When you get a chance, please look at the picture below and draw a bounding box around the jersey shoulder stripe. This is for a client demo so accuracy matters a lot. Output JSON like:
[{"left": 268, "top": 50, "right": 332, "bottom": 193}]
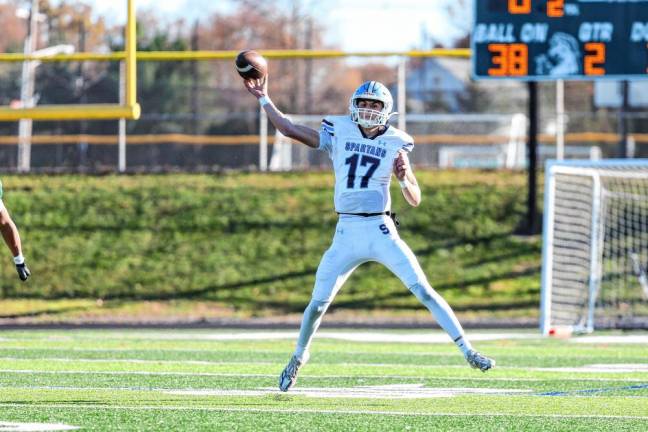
[{"left": 321, "top": 119, "right": 335, "bottom": 136}]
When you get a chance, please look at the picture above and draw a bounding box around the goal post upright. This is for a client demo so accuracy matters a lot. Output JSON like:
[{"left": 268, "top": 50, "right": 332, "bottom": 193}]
[
  {"left": 0, "top": 0, "right": 140, "bottom": 122},
  {"left": 586, "top": 173, "right": 603, "bottom": 334},
  {"left": 540, "top": 160, "right": 557, "bottom": 336}
]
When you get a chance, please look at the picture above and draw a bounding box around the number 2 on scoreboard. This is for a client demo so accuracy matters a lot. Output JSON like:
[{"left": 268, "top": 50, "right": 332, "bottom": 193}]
[{"left": 584, "top": 43, "right": 605, "bottom": 75}]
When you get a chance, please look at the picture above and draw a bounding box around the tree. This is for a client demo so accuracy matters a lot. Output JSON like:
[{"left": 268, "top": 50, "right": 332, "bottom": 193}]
[{"left": 197, "top": 0, "right": 355, "bottom": 125}]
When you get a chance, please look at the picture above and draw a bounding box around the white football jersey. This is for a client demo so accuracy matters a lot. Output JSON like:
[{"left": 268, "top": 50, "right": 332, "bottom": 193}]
[{"left": 318, "top": 115, "right": 414, "bottom": 213}]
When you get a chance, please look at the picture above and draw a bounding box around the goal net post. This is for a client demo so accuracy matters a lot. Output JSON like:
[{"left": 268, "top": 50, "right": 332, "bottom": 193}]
[{"left": 540, "top": 159, "right": 648, "bottom": 335}]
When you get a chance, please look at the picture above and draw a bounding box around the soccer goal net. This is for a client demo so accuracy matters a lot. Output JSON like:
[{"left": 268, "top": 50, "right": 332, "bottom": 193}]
[{"left": 540, "top": 159, "right": 648, "bottom": 334}]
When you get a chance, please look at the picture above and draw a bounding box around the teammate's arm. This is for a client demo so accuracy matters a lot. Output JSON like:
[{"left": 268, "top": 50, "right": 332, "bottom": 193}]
[
  {"left": 244, "top": 77, "right": 319, "bottom": 149},
  {"left": 0, "top": 205, "right": 30, "bottom": 281},
  {"left": 393, "top": 151, "right": 421, "bottom": 207}
]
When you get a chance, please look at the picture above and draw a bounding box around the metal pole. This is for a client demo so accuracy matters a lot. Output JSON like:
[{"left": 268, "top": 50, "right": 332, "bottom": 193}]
[
  {"left": 118, "top": 61, "right": 126, "bottom": 172},
  {"left": 540, "top": 161, "right": 557, "bottom": 335},
  {"left": 618, "top": 80, "right": 629, "bottom": 158},
  {"left": 397, "top": 57, "right": 406, "bottom": 131},
  {"left": 78, "top": 15, "right": 88, "bottom": 169},
  {"left": 586, "top": 174, "right": 603, "bottom": 333},
  {"left": 556, "top": 79, "right": 565, "bottom": 160},
  {"left": 18, "top": 0, "right": 39, "bottom": 173},
  {"left": 259, "top": 108, "right": 268, "bottom": 172},
  {"left": 527, "top": 81, "right": 539, "bottom": 235}
]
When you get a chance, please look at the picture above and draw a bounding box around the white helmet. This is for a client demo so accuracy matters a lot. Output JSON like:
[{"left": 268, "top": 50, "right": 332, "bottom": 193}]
[{"left": 349, "top": 81, "right": 394, "bottom": 128}]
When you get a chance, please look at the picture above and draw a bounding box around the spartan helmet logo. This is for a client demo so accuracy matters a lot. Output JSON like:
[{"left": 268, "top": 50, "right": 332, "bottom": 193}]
[
  {"left": 535, "top": 32, "right": 581, "bottom": 76},
  {"left": 349, "top": 81, "right": 394, "bottom": 128}
]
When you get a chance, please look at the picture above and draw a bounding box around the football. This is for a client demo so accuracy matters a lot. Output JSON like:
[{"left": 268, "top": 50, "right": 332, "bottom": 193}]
[{"left": 235, "top": 50, "right": 268, "bottom": 80}]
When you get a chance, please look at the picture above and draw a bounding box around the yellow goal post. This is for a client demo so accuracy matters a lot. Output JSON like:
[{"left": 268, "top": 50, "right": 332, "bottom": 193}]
[
  {"left": 0, "top": 0, "right": 139, "bottom": 121},
  {"left": 0, "top": 41, "right": 468, "bottom": 122}
]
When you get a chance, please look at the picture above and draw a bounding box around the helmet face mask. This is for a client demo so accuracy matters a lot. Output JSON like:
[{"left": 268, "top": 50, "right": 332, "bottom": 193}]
[{"left": 349, "top": 81, "right": 393, "bottom": 128}]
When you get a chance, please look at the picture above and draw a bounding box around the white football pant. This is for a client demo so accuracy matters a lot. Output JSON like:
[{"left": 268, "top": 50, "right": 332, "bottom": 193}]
[{"left": 294, "top": 214, "right": 470, "bottom": 361}]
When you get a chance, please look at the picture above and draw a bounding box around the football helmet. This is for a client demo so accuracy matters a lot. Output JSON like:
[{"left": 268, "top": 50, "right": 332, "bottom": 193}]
[{"left": 349, "top": 81, "right": 394, "bottom": 128}]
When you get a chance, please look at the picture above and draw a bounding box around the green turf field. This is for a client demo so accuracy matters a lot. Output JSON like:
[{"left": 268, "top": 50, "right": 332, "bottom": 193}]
[{"left": 0, "top": 329, "right": 646, "bottom": 431}]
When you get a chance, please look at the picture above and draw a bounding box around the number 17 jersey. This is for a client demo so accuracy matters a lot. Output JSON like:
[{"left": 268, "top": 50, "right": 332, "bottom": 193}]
[{"left": 318, "top": 115, "right": 414, "bottom": 214}]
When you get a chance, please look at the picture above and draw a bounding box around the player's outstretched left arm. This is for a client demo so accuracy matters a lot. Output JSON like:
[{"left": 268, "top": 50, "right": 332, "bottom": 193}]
[
  {"left": 393, "top": 151, "right": 421, "bottom": 207},
  {"left": 244, "top": 76, "right": 319, "bottom": 149},
  {"left": 0, "top": 205, "right": 30, "bottom": 281}
]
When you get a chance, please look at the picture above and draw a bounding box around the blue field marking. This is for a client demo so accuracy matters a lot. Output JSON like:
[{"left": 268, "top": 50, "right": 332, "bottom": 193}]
[{"left": 536, "top": 383, "right": 648, "bottom": 397}]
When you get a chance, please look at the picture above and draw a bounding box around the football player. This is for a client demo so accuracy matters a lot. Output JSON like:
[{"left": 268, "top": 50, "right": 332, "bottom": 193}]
[
  {"left": 244, "top": 77, "right": 494, "bottom": 392},
  {"left": 0, "top": 180, "right": 30, "bottom": 281}
]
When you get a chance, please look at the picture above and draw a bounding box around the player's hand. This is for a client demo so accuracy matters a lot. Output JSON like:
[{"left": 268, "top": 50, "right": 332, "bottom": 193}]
[
  {"left": 16, "top": 262, "right": 30, "bottom": 281},
  {"left": 393, "top": 151, "right": 410, "bottom": 180},
  {"left": 244, "top": 75, "right": 268, "bottom": 99}
]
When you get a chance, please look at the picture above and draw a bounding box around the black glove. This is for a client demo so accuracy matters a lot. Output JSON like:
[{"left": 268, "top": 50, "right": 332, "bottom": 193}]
[{"left": 16, "top": 262, "right": 30, "bottom": 281}]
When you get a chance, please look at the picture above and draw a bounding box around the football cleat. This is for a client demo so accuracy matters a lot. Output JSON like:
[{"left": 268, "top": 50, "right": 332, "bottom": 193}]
[
  {"left": 279, "top": 355, "right": 304, "bottom": 392},
  {"left": 465, "top": 349, "right": 495, "bottom": 372}
]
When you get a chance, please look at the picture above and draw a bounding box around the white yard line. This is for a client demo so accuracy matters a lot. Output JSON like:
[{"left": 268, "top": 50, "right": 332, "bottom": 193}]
[
  {"left": 535, "top": 364, "right": 648, "bottom": 373},
  {"left": 0, "top": 422, "right": 78, "bottom": 431},
  {"left": 0, "top": 403, "right": 645, "bottom": 419},
  {"left": 0, "top": 369, "right": 272, "bottom": 377},
  {"left": 0, "top": 369, "right": 645, "bottom": 382},
  {"left": 0, "top": 357, "right": 275, "bottom": 366},
  {"left": 0, "top": 384, "right": 533, "bottom": 399},
  {"left": 2, "top": 357, "right": 648, "bottom": 375},
  {"left": 166, "top": 384, "right": 532, "bottom": 399},
  {"left": 0, "top": 347, "right": 464, "bottom": 358}
]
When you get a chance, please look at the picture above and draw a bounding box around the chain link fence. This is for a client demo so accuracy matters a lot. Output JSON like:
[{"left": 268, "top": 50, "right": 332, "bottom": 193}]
[{"left": 1, "top": 58, "right": 647, "bottom": 172}]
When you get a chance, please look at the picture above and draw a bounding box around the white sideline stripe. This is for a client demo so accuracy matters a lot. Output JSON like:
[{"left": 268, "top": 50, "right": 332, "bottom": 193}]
[
  {"left": 0, "top": 422, "right": 78, "bottom": 431},
  {"left": 0, "top": 331, "right": 539, "bottom": 343},
  {"left": 572, "top": 335, "right": 648, "bottom": 344},
  {"left": 0, "top": 404, "right": 645, "bottom": 419},
  {"left": 7, "top": 332, "right": 648, "bottom": 344}
]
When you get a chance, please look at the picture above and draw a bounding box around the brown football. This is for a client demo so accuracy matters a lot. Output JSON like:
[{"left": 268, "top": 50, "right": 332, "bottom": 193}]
[{"left": 235, "top": 50, "right": 268, "bottom": 80}]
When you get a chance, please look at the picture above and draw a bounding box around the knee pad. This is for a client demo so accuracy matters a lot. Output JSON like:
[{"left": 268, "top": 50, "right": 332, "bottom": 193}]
[
  {"left": 306, "top": 299, "right": 331, "bottom": 315},
  {"left": 408, "top": 282, "right": 437, "bottom": 305}
]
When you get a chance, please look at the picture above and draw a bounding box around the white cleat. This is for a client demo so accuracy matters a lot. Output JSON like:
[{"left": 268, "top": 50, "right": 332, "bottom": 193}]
[
  {"left": 279, "top": 355, "right": 304, "bottom": 392},
  {"left": 465, "top": 349, "right": 495, "bottom": 372}
]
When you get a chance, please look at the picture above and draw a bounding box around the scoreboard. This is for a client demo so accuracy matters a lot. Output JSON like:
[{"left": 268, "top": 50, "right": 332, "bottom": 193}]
[{"left": 472, "top": 0, "right": 648, "bottom": 80}]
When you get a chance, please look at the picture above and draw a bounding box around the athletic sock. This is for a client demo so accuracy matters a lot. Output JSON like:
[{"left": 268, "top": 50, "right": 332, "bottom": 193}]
[
  {"left": 293, "top": 299, "right": 330, "bottom": 363},
  {"left": 409, "top": 282, "right": 473, "bottom": 355},
  {"left": 453, "top": 334, "right": 473, "bottom": 356}
]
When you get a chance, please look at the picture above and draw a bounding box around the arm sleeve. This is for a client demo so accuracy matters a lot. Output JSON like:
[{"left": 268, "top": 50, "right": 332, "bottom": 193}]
[{"left": 318, "top": 118, "right": 334, "bottom": 156}]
